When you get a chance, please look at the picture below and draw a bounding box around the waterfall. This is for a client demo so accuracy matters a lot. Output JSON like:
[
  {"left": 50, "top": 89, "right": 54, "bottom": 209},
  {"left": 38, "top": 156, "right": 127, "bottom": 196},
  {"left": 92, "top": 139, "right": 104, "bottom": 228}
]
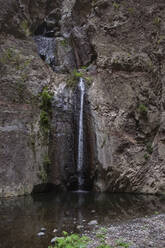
[
  {"left": 34, "top": 35, "right": 56, "bottom": 67},
  {"left": 77, "top": 77, "right": 85, "bottom": 189}
]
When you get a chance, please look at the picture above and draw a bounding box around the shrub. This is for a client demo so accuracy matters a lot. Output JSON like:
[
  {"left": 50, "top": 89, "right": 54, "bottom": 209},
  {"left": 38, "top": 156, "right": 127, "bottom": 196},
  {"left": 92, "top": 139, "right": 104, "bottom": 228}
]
[{"left": 49, "top": 232, "right": 90, "bottom": 248}]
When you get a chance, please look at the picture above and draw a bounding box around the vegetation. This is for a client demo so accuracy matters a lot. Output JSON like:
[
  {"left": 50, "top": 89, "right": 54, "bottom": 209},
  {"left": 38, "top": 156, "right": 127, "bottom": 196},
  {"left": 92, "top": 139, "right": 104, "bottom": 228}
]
[
  {"left": 39, "top": 154, "right": 51, "bottom": 183},
  {"left": 146, "top": 142, "right": 153, "bottom": 154},
  {"left": 67, "top": 69, "right": 84, "bottom": 88},
  {"left": 38, "top": 165, "right": 48, "bottom": 183},
  {"left": 143, "top": 142, "right": 153, "bottom": 160},
  {"left": 113, "top": 2, "right": 120, "bottom": 10},
  {"left": 144, "top": 153, "right": 149, "bottom": 160},
  {"left": 138, "top": 103, "right": 148, "bottom": 116},
  {"left": 43, "top": 154, "right": 51, "bottom": 170},
  {"left": 116, "top": 239, "right": 130, "bottom": 248},
  {"left": 96, "top": 227, "right": 109, "bottom": 247},
  {"left": 49, "top": 232, "right": 90, "bottom": 248},
  {"left": 67, "top": 69, "right": 92, "bottom": 88},
  {"left": 60, "top": 39, "right": 68, "bottom": 48},
  {"left": 20, "top": 20, "right": 31, "bottom": 36},
  {"left": 48, "top": 229, "right": 132, "bottom": 248},
  {"left": 153, "top": 17, "right": 161, "bottom": 26},
  {"left": 127, "top": 7, "right": 134, "bottom": 14},
  {"left": 39, "top": 88, "right": 53, "bottom": 136}
]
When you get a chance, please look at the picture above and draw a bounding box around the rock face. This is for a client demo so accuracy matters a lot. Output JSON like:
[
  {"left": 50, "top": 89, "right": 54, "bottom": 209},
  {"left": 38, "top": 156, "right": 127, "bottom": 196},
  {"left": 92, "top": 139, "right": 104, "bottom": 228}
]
[{"left": 0, "top": 0, "right": 165, "bottom": 196}]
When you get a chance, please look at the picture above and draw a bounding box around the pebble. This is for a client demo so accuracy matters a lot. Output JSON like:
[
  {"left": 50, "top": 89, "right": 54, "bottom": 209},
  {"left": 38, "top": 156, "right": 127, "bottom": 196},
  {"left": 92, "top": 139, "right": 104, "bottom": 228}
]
[
  {"left": 41, "top": 227, "right": 46, "bottom": 232},
  {"left": 88, "top": 220, "right": 98, "bottom": 225},
  {"left": 77, "top": 225, "right": 83, "bottom": 229},
  {"left": 51, "top": 237, "right": 57, "bottom": 243},
  {"left": 37, "top": 232, "right": 45, "bottom": 237}
]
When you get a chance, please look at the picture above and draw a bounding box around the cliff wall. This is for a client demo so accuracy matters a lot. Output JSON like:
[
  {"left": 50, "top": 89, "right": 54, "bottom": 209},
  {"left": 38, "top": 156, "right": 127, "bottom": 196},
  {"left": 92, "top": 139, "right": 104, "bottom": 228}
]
[{"left": 0, "top": 0, "right": 165, "bottom": 196}]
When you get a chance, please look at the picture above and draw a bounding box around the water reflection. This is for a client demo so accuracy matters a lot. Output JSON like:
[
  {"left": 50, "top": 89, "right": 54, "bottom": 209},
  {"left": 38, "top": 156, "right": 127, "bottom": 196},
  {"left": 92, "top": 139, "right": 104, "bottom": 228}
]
[{"left": 0, "top": 192, "right": 165, "bottom": 248}]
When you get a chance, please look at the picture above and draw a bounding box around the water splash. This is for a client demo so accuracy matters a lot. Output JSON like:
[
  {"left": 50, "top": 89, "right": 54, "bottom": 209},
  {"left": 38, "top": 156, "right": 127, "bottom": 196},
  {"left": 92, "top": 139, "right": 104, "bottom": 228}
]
[{"left": 77, "top": 77, "right": 85, "bottom": 189}]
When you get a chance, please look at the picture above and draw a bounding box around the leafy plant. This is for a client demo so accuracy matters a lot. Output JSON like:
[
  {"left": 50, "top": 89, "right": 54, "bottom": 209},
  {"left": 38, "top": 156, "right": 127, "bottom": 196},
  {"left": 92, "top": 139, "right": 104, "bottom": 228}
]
[
  {"left": 49, "top": 232, "right": 90, "bottom": 248},
  {"left": 67, "top": 69, "right": 92, "bottom": 88},
  {"left": 138, "top": 104, "right": 148, "bottom": 116},
  {"left": 113, "top": 2, "right": 120, "bottom": 10},
  {"left": 96, "top": 245, "right": 112, "bottom": 248},
  {"left": 67, "top": 69, "right": 83, "bottom": 88},
  {"left": 144, "top": 153, "right": 149, "bottom": 160},
  {"left": 96, "top": 227, "right": 110, "bottom": 248},
  {"left": 146, "top": 142, "right": 153, "bottom": 154},
  {"left": 116, "top": 239, "right": 130, "bottom": 248},
  {"left": 20, "top": 20, "right": 31, "bottom": 36},
  {"left": 153, "top": 17, "right": 161, "bottom": 26},
  {"left": 60, "top": 39, "right": 68, "bottom": 47},
  {"left": 43, "top": 154, "right": 51, "bottom": 169},
  {"left": 40, "top": 110, "right": 50, "bottom": 133},
  {"left": 128, "top": 7, "right": 134, "bottom": 14},
  {"left": 40, "top": 88, "right": 52, "bottom": 114}
]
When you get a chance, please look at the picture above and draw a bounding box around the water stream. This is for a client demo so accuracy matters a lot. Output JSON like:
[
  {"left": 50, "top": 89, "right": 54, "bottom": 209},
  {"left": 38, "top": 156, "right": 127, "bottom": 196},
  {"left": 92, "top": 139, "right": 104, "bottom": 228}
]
[{"left": 77, "top": 78, "right": 85, "bottom": 189}]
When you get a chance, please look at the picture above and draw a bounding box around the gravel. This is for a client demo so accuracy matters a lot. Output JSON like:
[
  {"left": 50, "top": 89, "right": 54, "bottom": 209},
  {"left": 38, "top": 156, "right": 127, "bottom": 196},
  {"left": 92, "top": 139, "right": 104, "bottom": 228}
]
[{"left": 87, "top": 214, "right": 165, "bottom": 248}]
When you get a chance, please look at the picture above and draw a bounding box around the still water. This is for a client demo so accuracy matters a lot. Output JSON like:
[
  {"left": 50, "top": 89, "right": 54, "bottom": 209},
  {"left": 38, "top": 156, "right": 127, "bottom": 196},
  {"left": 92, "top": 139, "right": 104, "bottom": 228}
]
[{"left": 0, "top": 191, "right": 165, "bottom": 248}]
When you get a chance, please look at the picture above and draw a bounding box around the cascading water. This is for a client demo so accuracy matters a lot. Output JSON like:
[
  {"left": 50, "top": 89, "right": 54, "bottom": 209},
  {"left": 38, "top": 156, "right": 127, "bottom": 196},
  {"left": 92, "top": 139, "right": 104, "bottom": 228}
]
[
  {"left": 77, "top": 77, "right": 85, "bottom": 189},
  {"left": 34, "top": 35, "right": 56, "bottom": 67}
]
